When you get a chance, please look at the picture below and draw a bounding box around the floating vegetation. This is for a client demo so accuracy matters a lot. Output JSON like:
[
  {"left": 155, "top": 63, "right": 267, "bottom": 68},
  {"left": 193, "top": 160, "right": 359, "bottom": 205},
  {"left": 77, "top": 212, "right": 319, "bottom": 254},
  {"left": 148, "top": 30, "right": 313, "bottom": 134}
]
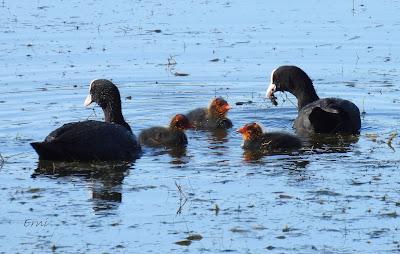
[
  {"left": 175, "top": 240, "right": 192, "bottom": 246},
  {"left": 235, "top": 100, "right": 253, "bottom": 105},
  {"left": 186, "top": 234, "right": 203, "bottom": 241},
  {"left": 387, "top": 132, "right": 398, "bottom": 150},
  {"left": 175, "top": 234, "right": 203, "bottom": 247},
  {"left": 174, "top": 72, "right": 190, "bottom": 77},
  {"left": 211, "top": 203, "right": 220, "bottom": 216},
  {"left": 175, "top": 181, "right": 188, "bottom": 215}
]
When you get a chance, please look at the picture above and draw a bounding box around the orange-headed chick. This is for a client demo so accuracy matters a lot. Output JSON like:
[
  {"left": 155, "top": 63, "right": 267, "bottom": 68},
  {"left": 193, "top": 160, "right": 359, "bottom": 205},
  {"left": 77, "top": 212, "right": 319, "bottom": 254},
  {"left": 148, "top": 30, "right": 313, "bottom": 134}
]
[
  {"left": 139, "top": 114, "right": 192, "bottom": 148},
  {"left": 186, "top": 97, "right": 232, "bottom": 130},
  {"left": 237, "top": 122, "right": 302, "bottom": 152}
]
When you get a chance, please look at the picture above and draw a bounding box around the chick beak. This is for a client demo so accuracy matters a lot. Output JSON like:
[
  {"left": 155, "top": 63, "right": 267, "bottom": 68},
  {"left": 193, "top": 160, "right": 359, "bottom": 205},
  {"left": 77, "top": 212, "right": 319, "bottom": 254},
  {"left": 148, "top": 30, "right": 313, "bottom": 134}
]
[
  {"left": 237, "top": 126, "right": 246, "bottom": 134},
  {"left": 223, "top": 104, "right": 232, "bottom": 112}
]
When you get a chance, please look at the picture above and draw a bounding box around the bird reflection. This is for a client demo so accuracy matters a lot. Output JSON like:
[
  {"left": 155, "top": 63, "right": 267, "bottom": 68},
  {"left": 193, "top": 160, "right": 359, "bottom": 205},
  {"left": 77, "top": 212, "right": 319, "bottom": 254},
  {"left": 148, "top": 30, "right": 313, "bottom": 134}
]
[
  {"left": 32, "top": 160, "right": 134, "bottom": 214},
  {"left": 242, "top": 150, "right": 301, "bottom": 162},
  {"left": 302, "top": 133, "right": 360, "bottom": 153},
  {"left": 207, "top": 129, "right": 229, "bottom": 144},
  {"left": 149, "top": 147, "right": 189, "bottom": 165},
  {"left": 242, "top": 133, "right": 359, "bottom": 161}
]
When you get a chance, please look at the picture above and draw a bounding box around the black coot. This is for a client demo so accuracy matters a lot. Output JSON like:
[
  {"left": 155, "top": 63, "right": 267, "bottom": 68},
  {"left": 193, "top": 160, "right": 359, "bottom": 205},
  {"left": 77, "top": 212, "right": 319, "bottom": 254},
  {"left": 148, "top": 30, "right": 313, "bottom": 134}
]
[
  {"left": 139, "top": 114, "right": 192, "bottom": 148},
  {"left": 237, "top": 122, "right": 302, "bottom": 152},
  {"left": 186, "top": 97, "right": 233, "bottom": 130},
  {"left": 30, "top": 79, "right": 141, "bottom": 161},
  {"left": 266, "top": 66, "right": 361, "bottom": 134}
]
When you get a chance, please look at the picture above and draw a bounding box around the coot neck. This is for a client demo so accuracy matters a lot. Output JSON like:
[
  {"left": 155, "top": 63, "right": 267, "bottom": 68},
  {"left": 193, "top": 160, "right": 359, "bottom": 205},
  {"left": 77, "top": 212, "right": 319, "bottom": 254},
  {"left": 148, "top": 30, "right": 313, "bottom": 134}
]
[
  {"left": 102, "top": 102, "right": 132, "bottom": 132},
  {"left": 293, "top": 86, "right": 319, "bottom": 110}
]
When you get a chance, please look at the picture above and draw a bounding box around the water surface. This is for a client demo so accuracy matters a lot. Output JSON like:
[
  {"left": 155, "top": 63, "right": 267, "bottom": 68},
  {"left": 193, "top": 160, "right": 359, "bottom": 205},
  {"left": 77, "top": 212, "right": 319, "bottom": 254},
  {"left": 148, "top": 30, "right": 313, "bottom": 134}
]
[{"left": 0, "top": 0, "right": 399, "bottom": 253}]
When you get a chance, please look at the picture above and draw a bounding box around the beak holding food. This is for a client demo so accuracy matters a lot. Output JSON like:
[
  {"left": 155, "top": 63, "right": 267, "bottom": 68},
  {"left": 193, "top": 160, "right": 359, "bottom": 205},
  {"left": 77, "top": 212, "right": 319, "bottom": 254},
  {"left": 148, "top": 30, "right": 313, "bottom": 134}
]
[{"left": 266, "top": 83, "right": 276, "bottom": 98}]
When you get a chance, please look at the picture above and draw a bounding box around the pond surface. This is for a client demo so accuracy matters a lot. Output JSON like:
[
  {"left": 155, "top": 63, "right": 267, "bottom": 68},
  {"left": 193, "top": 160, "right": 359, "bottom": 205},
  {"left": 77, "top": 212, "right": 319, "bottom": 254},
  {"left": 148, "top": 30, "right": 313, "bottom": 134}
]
[{"left": 0, "top": 0, "right": 399, "bottom": 253}]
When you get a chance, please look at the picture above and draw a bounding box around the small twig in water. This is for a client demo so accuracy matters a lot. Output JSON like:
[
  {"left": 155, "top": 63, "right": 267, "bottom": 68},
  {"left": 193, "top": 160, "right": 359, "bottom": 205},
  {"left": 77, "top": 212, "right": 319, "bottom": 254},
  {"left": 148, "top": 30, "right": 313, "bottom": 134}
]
[
  {"left": 387, "top": 132, "right": 398, "bottom": 151},
  {"left": 355, "top": 52, "right": 360, "bottom": 65},
  {"left": 166, "top": 55, "right": 178, "bottom": 74},
  {"left": 175, "top": 181, "right": 188, "bottom": 215},
  {"left": 167, "top": 55, "right": 177, "bottom": 67},
  {"left": 211, "top": 203, "right": 220, "bottom": 216},
  {"left": 361, "top": 98, "right": 366, "bottom": 116},
  {"left": 0, "top": 153, "right": 4, "bottom": 169}
]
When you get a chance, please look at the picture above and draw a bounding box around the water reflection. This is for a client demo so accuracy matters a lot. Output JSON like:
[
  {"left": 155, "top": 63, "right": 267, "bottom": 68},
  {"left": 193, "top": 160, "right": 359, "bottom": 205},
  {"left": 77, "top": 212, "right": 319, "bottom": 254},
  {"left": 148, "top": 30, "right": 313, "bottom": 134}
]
[
  {"left": 242, "top": 133, "right": 359, "bottom": 161},
  {"left": 150, "top": 147, "right": 189, "bottom": 165},
  {"left": 242, "top": 150, "right": 302, "bottom": 163},
  {"left": 32, "top": 160, "right": 133, "bottom": 214},
  {"left": 205, "top": 130, "right": 230, "bottom": 158},
  {"left": 302, "top": 133, "right": 360, "bottom": 153},
  {"left": 206, "top": 129, "right": 229, "bottom": 144}
]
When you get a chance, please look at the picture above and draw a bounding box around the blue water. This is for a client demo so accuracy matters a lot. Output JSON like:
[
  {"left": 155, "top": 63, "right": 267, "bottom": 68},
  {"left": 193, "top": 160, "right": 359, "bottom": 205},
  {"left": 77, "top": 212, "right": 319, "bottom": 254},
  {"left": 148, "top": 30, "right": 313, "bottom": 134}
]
[{"left": 0, "top": 0, "right": 399, "bottom": 253}]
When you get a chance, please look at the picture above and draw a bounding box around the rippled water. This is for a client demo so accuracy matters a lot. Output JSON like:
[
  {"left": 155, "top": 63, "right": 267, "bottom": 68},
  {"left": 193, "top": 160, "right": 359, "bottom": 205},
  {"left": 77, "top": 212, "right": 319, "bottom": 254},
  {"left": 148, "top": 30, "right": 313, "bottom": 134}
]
[{"left": 0, "top": 0, "right": 399, "bottom": 253}]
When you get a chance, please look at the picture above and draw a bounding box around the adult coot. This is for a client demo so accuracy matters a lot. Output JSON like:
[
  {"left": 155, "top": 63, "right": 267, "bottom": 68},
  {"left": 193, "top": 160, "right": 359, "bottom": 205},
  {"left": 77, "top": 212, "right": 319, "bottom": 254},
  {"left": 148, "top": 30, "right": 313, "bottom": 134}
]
[
  {"left": 30, "top": 79, "right": 141, "bottom": 161},
  {"left": 266, "top": 66, "right": 361, "bottom": 134},
  {"left": 186, "top": 97, "right": 232, "bottom": 130},
  {"left": 139, "top": 114, "right": 192, "bottom": 148},
  {"left": 237, "top": 122, "right": 302, "bottom": 152}
]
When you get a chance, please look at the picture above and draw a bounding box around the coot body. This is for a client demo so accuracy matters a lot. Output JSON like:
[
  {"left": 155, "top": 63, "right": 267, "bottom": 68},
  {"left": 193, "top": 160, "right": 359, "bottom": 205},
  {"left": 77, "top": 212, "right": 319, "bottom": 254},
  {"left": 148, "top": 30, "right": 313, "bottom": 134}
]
[{"left": 31, "top": 79, "right": 141, "bottom": 161}]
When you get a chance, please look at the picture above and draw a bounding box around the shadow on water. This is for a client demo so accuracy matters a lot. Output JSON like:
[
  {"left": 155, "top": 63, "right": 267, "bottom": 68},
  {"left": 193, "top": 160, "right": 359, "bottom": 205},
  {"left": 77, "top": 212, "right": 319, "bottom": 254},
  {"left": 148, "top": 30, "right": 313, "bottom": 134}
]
[{"left": 31, "top": 160, "right": 134, "bottom": 214}]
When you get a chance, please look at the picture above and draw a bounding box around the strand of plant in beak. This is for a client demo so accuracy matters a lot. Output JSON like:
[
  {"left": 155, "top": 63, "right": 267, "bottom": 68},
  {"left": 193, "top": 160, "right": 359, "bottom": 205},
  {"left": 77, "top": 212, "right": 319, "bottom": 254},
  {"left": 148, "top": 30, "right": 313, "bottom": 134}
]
[{"left": 282, "top": 92, "right": 298, "bottom": 110}]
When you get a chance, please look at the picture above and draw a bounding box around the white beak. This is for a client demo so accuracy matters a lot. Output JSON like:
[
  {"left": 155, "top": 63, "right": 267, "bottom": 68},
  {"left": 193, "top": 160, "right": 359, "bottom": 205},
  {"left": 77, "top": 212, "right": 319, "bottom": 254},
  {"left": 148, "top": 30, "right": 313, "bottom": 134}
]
[
  {"left": 266, "top": 83, "right": 276, "bottom": 98},
  {"left": 266, "top": 68, "right": 277, "bottom": 98},
  {"left": 84, "top": 94, "right": 92, "bottom": 106}
]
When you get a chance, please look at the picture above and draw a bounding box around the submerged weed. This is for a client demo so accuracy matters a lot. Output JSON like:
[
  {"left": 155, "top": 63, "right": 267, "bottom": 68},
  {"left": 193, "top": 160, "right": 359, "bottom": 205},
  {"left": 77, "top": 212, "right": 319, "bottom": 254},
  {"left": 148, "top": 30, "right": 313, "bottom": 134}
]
[{"left": 0, "top": 152, "right": 4, "bottom": 169}]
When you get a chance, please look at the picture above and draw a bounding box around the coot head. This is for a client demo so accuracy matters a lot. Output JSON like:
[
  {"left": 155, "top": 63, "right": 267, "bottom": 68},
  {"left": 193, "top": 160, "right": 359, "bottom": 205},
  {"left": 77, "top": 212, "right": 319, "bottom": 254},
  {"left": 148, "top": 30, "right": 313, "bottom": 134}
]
[
  {"left": 170, "top": 114, "right": 192, "bottom": 130},
  {"left": 83, "top": 79, "right": 131, "bottom": 131},
  {"left": 209, "top": 97, "right": 232, "bottom": 117},
  {"left": 84, "top": 79, "right": 121, "bottom": 108},
  {"left": 266, "top": 66, "right": 319, "bottom": 109},
  {"left": 237, "top": 122, "right": 263, "bottom": 141}
]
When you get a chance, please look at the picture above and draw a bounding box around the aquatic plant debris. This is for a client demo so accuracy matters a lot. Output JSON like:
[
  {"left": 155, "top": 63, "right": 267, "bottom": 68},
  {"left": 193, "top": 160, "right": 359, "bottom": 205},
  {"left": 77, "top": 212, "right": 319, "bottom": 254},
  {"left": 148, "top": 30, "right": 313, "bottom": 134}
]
[
  {"left": 175, "top": 240, "right": 192, "bottom": 246},
  {"left": 186, "top": 234, "right": 203, "bottom": 241},
  {"left": 174, "top": 72, "right": 190, "bottom": 77},
  {"left": 0, "top": 153, "right": 4, "bottom": 169},
  {"left": 387, "top": 132, "right": 397, "bottom": 149}
]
